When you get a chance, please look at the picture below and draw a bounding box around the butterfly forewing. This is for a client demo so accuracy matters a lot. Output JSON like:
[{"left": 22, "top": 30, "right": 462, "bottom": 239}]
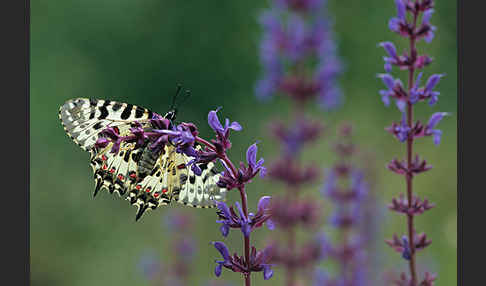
[
  {"left": 59, "top": 98, "right": 227, "bottom": 221},
  {"left": 59, "top": 98, "right": 153, "bottom": 151}
]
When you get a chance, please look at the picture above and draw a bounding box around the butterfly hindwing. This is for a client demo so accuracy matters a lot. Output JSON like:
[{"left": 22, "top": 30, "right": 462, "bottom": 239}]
[{"left": 174, "top": 146, "right": 227, "bottom": 208}]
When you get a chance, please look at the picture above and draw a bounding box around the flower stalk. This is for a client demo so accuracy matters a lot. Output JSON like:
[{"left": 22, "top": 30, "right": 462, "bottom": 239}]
[
  {"left": 378, "top": 1, "right": 446, "bottom": 285},
  {"left": 256, "top": 1, "right": 343, "bottom": 285}
]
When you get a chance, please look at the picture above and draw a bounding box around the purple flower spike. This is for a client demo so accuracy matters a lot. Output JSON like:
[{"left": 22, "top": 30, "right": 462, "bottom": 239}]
[{"left": 379, "top": 0, "right": 444, "bottom": 283}]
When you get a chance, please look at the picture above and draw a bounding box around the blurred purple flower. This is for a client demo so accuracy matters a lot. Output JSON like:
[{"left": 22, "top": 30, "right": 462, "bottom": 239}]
[
  {"left": 138, "top": 251, "right": 161, "bottom": 281},
  {"left": 256, "top": 0, "right": 342, "bottom": 109},
  {"left": 271, "top": 119, "right": 323, "bottom": 156}
]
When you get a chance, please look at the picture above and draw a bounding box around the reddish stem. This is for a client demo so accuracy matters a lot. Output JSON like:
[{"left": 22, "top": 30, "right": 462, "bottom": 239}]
[
  {"left": 195, "top": 137, "right": 240, "bottom": 180},
  {"left": 285, "top": 227, "right": 296, "bottom": 286},
  {"left": 240, "top": 185, "right": 251, "bottom": 286},
  {"left": 405, "top": 12, "right": 419, "bottom": 286}
]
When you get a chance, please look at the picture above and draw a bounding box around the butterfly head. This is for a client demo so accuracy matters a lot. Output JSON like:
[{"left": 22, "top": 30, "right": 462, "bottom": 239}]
[{"left": 164, "top": 109, "right": 177, "bottom": 121}]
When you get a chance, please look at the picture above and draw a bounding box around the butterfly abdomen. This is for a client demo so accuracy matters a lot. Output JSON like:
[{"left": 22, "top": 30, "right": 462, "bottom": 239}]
[{"left": 137, "top": 144, "right": 160, "bottom": 179}]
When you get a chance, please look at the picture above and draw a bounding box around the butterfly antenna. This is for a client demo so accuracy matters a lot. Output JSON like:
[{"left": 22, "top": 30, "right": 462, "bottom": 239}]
[
  {"left": 171, "top": 84, "right": 183, "bottom": 110},
  {"left": 180, "top": 89, "right": 191, "bottom": 106},
  {"left": 172, "top": 89, "right": 191, "bottom": 114}
]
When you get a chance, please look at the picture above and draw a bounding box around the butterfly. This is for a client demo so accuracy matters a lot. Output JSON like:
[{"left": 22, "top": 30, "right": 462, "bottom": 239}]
[{"left": 59, "top": 95, "right": 227, "bottom": 221}]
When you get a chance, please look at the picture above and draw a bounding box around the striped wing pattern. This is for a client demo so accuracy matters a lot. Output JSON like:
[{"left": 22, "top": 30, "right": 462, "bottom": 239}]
[
  {"left": 59, "top": 98, "right": 153, "bottom": 151},
  {"left": 59, "top": 98, "right": 227, "bottom": 220}
]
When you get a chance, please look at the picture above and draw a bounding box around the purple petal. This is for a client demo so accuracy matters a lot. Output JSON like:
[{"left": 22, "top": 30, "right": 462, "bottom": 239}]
[
  {"left": 378, "top": 73, "right": 395, "bottom": 90},
  {"left": 212, "top": 242, "right": 231, "bottom": 261},
  {"left": 235, "top": 202, "right": 246, "bottom": 220},
  {"left": 427, "top": 112, "right": 449, "bottom": 129},
  {"left": 379, "top": 42, "right": 398, "bottom": 58},
  {"left": 214, "top": 263, "right": 222, "bottom": 277},
  {"left": 208, "top": 110, "right": 224, "bottom": 133},
  {"left": 191, "top": 164, "right": 202, "bottom": 176},
  {"left": 259, "top": 166, "right": 267, "bottom": 178},
  {"left": 396, "top": 99, "right": 406, "bottom": 112},
  {"left": 266, "top": 219, "right": 275, "bottom": 230},
  {"left": 425, "top": 28, "right": 435, "bottom": 43},
  {"left": 432, "top": 129, "right": 442, "bottom": 145},
  {"left": 388, "top": 17, "right": 400, "bottom": 32},
  {"left": 216, "top": 201, "right": 232, "bottom": 218},
  {"left": 219, "top": 224, "right": 230, "bottom": 237},
  {"left": 110, "top": 139, "right": 122, "bottom": 154},
  {"left": 246, "top": 143, "right": 258, "bottom": 167},
  {"left": 428, "top": 91, "right": 440, "bottom": 105},
  {"left": 257, "top": 196, "right": 271, "bottom": 213},
  {"left": 226, "top": 119, "right": 242, "bottom": 131},
  {"left": 395, "top": 0, "right": 406, "bottom": 20},
  {"left": 380, "top": 90, "right": 391, "bottom": 106},
  {"left": 422, "top": 9, "right": 434, "bottom": 25},
  {"left": 425, "top": 74, "right": 444, "bottom": 93},
  {"left": 401, "top": 236, "right": 411, "bottom": 260},
  {"left": 414, "top": 72, "right": 423, "bottom": 89},
  {"left": 95, "top": 137, "right": 110, "bottom": 148},
  {"left": 384, "top": 62, "right": 392, "bottom": 73},
  {"left": 263, "top": 265, "right": 273, "bottom": 280}
]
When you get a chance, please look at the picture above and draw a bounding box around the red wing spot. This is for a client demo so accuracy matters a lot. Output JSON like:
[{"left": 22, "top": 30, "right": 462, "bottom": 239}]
[
  {"left": 113, "top": 126, "right": 120, "bottom": 134},
  {"left": 102, "top": 155, "right": 107, "bottom": 161},
  {"left": 118, "top": 174, "right": 124, "bottom": 180},
  {"left": 129, "top": 173, "right": 137, "bottom": 178},
  {"left": 177, "top": 164, "right": 186, "bottom": 169},
  {"left": 110, "top": 168, "right": 115, "bottom": 174},
  {"left": 154, "top": 193, "right": 160, "bottom": 198},
  {"left": 136, "top": 185, "right": 141, "bottom": 190},
  {"left": 145, "top": 187, "right": 151, "bottom": 193},
  {"left": 102, "top": 165, "right": 108, "bottom": 170},
  {"left": 162, "top": 188, "right": 168, "bottom": 194}
]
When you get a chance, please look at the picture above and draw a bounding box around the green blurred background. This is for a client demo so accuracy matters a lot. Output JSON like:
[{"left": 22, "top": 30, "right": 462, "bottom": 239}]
[{"left": 30, "top": 0, "right": 457, "bottom": 285}]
